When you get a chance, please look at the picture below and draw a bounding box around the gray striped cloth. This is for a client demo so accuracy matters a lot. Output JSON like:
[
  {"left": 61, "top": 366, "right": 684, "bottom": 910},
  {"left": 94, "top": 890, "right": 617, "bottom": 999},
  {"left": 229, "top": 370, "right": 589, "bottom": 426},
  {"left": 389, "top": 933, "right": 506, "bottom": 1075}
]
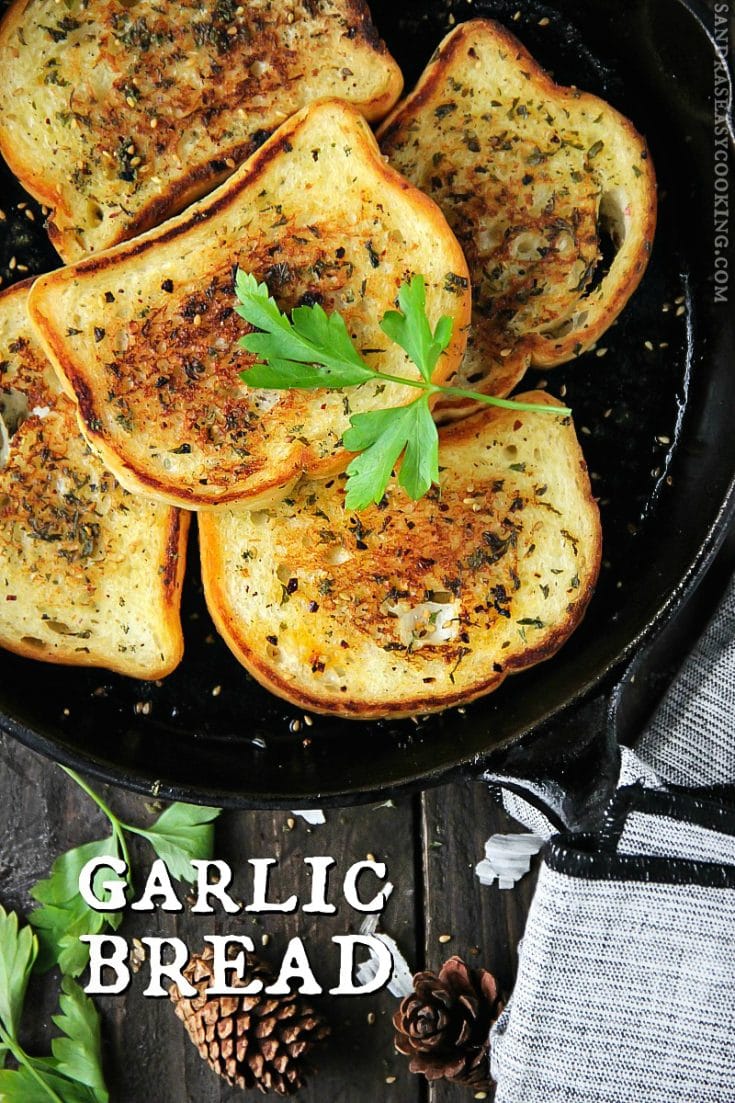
[{"left": 490, "top": 576, "right": 735, "bottom": 1103}]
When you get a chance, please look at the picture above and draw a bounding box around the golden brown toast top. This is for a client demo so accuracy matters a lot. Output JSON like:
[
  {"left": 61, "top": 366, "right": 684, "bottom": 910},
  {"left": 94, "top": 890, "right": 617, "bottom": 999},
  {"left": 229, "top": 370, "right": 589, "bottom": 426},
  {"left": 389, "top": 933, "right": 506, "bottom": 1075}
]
[
  {"left": 199, "top": 392, "right": 602, "bottom": 718},
  {"left": 379, "top": 19, "right": 657, "bottom": 408},
  {"left": 0, "top": 0, "right": 403, "bottom": 260},
  {"left": 0, "top": 280, "right": 187, "bottom": 678},
  {"left": 28, "top": 100, "right": 471, "bottom": 511}
]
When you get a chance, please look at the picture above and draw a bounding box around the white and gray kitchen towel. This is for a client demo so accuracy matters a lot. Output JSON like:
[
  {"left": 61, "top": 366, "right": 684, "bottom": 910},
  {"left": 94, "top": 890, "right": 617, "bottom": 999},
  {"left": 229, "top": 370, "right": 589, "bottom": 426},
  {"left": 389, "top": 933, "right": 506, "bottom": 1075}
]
[{"left": 489, "top": 574, "right": 735, "bottom": 1103}]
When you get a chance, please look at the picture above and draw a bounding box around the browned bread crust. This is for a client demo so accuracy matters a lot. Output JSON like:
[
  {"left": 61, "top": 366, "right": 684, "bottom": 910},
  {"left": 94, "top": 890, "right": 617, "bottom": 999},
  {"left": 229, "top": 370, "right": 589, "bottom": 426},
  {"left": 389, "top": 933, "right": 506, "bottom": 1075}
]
[
  {"left": 0, "top": 0, "right": 403, "bottom": 261},
  {"left": 199, "top": 392, "right": 601, "bottom": 719},
  {"left": 379, "top": 19, "right": 657, "bottom": 413},
  {"left": 0, "top": 280, "right": 188, "bottom": 678},
  {"left": 27, "top": 100, "right": 471, "bottom": 512}
]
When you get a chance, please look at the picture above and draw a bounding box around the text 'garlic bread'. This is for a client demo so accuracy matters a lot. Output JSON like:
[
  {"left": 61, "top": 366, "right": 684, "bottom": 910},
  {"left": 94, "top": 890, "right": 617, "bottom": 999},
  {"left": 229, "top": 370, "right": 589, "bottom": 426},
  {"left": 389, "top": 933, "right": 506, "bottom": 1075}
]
[
  {"left": 199, "top": 392, "right": 601, "bottom": 719},
  {"left": 0, "top": 281, "right": 187, "bottom": 679},
  {"left": 28, "top": 100, "right": 471, "bottom": 512},
  {"left": 379, "top": 19, "right": 656, "bottom": 409},
  {"left": 0, "top": 0, "right": 403, "bottom": 262}
]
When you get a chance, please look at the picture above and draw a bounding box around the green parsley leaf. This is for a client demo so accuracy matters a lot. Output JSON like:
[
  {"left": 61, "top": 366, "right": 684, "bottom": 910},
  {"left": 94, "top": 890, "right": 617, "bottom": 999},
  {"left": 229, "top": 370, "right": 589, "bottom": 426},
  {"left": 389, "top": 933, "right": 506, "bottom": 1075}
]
[
  {"left": 234, "top": 268, "right": 572, "bottom": 509},
  {"left": 236, "top": 272, "right": 374, "bottom": 389},
  {"left": 0, "top": 1066, "right": 98, "bottom": 1103},
  {"left": 29, "top": 836, "right": 123, "bottom": 976},
  {"left": 379, "top": 275, "right": 453, "bottom": 383},
  {"left": 0, "top": 906, "right": 37, "bottom": 1037},
  {"left": 50, "top": 976, "right": 108, "bottom": 1103},
  {"left": 128, "top": 803, "right": 221, "bottom": 883}
]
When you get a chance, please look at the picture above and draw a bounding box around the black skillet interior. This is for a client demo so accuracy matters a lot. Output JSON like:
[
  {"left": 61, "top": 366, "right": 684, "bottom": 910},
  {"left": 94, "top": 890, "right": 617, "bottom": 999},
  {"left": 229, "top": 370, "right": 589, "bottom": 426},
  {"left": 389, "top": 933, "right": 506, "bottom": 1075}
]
[{"left": 0, "top": 0, "right": 733, "bottom": 807}]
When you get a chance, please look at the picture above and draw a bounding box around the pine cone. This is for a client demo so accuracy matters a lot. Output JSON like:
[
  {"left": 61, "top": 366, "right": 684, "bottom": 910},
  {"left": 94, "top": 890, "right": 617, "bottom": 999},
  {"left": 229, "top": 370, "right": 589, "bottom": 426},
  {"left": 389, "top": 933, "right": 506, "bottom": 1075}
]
[
  {"left": 170, "top": 945, "right": 330, "bottom": 1096},
  {"left": 393, "top": 956, "right": 502, "bottom": 1090}
]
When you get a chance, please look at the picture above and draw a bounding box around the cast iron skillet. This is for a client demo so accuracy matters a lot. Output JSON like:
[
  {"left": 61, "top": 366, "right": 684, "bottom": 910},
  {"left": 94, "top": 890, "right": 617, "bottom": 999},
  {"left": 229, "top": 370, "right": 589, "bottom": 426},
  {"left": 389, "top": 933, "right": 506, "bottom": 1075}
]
[{"left": 0, "top": 0, "right": 733, "bottom": 807}]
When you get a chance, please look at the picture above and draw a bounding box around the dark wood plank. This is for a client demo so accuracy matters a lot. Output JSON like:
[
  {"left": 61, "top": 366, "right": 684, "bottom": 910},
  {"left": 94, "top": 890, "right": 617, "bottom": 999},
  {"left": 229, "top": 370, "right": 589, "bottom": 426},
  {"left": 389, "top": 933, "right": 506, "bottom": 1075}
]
[
  {"left": 420, "top": 781, "right": 539, "bottom": 1103},
  {"left": 0, "top": 733, "right": 425, "bottom": 1102}
]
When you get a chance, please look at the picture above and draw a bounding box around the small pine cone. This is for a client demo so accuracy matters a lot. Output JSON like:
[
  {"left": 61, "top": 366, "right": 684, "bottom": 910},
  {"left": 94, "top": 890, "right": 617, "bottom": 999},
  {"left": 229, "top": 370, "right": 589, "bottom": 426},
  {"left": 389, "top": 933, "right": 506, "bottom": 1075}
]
[
  {"left": 393, "top": 956, "right": 503, "bottom": 1090},
  {"left": 170, "top": 945, "right": 330, "bottom": 1096}
]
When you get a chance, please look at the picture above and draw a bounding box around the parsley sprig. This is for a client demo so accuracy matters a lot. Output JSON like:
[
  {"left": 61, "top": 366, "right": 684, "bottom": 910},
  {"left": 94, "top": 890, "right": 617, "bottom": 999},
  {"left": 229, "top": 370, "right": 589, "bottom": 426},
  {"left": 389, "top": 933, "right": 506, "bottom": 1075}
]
[
  {"left": 29, "top": 767, "right": 220, "bottom": 977},
  {"left": 235, "top": 271, "right": 571, "bottom": 510},
  {"left": 0, "top": 907, "right": 107, "bottom": 1103}
]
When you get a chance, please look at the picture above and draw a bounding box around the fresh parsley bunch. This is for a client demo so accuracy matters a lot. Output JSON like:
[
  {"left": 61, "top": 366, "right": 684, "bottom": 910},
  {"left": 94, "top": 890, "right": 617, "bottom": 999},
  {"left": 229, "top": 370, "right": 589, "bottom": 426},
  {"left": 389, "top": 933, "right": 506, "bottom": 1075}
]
[
  {"left": 0, "top": 769, "right": 221, "bottom": 1102},
  {"left": 0, "top": 909, "right": 108, "bottom": 1103},
  {"left": 235, "top": 271, "right": 570, "bottom": 510},
  {"left": 29, "top": 768, "right": 220, "bottom": 976}
]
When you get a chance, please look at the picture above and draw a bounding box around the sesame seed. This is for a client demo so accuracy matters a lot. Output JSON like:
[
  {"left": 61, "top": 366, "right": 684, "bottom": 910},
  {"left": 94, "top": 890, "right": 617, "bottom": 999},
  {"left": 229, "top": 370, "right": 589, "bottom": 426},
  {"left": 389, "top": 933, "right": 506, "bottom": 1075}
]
[
  {"left": 227, "top": 23, "right": 237, "bottom": 34},
  {"left": 596, "top": 347, "right": 608, "bottom": 357},
  {"left": 25, "top": 208, "right": 35, "bottom": 221},
  {"left": 581, "top": 425, "right": 591, "bottom": 436},
  {"left": 499, "top": 347, "right": 512, "bottom": 357},
  {"left": 193, "top": 314, "right": 201, "bottom": 326},
  {"left": 656, "top": 435, "right": 671, "bottom": 445},
  {"left": 17, "top": 264, "right": 28, "bottom": 273},
  {"left": 559, "top": 384, "right": 567, "bottom": 397},
  {"left": 513, "top": 9, "right": 521, "bottom": 19},
  {"left": 9, "top": 257, "right": 16, "bottom": 270},
  {"left": 675, "top": 295, "right": 685, "bottom": 304},
  {"left": 644, "top": 340, "right": 654, "bottom": 351},
  {"left": 0, "top": 210, "right": 5, "bottom": 221},
  {"left": 150, "top": 117, "right": 159, "bottom": 129},
  {"left": 17, "top": 202, "right": 26, "bottom": 210},
  {"left": 385, "top": 1076, "right": 397, "bottom": 1085},
  {"left": 225, "top": 157, "right": 237, "bottom": 169},
  {"left": 261, "top": 933, "right": 270, "bottom": 947},
  {"left": 366, "top": 852, "right": 376, "bottom": 862},
  {"left": 63, "top": 707, "right": 70, "bottom": 717},
  {"left": 286, "top": 817, "right": 295, "bottom": 830},
  {"left": 212, "top": 684, "right": 222, "bottom": 697},
  {"left": 538, "top": 16, "right": 550, "bottom": 25},
  {"left": 659, "top": 341, "right": 669, "bottom": 349},
  {"left": 126, "top": 96, "right": 136, "bottom": 108},
  {"left": 676, "top": 305, "right": 686, "bottom": 316},
  {"left": 303, "top": 714, "right": 314, "bottom": 727},
  {"left": 603, "top": 408, "right": 612, "bottom": 418},
  {"left": 367, "top": 1012, "right": 376, "bottom": 1025},
  {"left": 289, "top": 718, "right": 302, "bottom": 733},
  {"left": 457, "top": 707, "right": 467, "bottom": 715},
  {"left": 662, "top": 303, "right": 671, "bottom": 312},
  {"left": 126, "top": 144, "right": 135, "bottom": 155},
  {"left": 438, "top": 933, "right": 452, "bottom": 944},
  {"left": 475, "top": 1093, "right": 489, "bottom": 1100}
]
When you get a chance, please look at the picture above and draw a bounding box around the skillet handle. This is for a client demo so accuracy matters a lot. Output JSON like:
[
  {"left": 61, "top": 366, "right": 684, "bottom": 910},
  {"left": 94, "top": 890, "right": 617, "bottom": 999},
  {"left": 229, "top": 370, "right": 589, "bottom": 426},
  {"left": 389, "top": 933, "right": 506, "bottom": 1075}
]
[{"left": 483, "top": 688, "right": 621, "bottom": 832}]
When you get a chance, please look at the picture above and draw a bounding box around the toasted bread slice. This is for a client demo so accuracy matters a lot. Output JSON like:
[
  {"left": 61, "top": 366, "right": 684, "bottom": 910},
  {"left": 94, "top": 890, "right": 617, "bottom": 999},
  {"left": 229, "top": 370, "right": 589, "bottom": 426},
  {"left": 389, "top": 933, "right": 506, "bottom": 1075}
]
[
  {"left": 379, "top": 19, "right": 656, "bottom": 411},
  {"left": 199, "top": 392, "right": 601, "bottom": 719},
  {"left": 0, "top": 280, "right": 188, "bottom": 679},
  {"left": 0, "top": 0, "right": 403, "bottom": 262},
  {"left": 28, "top": 100, "right": 471, "bottom": 512}
]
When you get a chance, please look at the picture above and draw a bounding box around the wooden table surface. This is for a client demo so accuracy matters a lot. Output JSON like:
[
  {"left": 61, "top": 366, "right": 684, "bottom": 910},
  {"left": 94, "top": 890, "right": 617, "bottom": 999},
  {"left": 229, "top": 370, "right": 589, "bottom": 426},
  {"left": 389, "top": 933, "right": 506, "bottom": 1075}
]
[{"left": 0, "top": 731, "right": 536, "bottom": 1103}]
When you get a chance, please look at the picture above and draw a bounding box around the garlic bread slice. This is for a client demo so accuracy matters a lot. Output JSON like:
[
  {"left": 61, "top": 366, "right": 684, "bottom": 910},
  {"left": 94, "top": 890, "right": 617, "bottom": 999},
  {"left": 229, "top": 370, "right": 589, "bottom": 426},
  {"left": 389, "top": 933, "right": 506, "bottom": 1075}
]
[
  {"left": 0, "top": 281, "right": 187, "bottom": 679},
  {"left": 28, "top": 100, "right": 470, "bottom": 512},
  {"left": 199, "top": 392, "right": 601, "bottom": 719},
  {"left": 379, "top": 19, "right": 656, "bottom": 409},
  {"left": 0, "top": 0, "right": 403, "bottom": 262}
]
